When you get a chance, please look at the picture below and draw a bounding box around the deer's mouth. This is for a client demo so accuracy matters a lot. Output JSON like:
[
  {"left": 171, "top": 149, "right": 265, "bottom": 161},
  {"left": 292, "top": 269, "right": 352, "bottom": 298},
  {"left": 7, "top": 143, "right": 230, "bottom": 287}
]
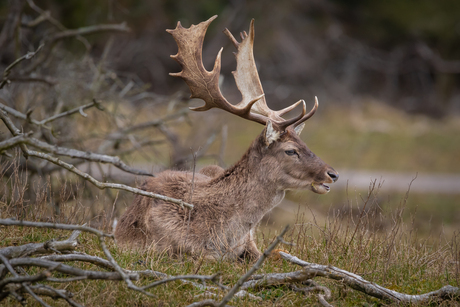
[{"left": 311, "top": 182, "right": 330, "bottom": 194}]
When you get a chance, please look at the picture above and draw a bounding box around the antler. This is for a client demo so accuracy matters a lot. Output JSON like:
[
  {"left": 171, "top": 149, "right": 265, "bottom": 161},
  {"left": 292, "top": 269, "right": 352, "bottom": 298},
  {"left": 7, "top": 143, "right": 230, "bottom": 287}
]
[{"left": 167, "top": 15, "right": 318, "bottom": 131}]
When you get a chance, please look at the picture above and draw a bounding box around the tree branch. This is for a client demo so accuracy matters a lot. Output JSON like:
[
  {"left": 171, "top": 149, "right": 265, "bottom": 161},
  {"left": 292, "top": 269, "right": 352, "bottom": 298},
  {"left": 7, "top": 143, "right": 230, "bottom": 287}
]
[
  {"left": 49, "top": 23, "right": 130, "bottom": 42},
  {"left": 0, "top": 44, "right": 44, "bottom": 89},
  {"left": 0, "top": 134, "right": 154, "bottom": 177},
  {"left": 280, "top": 252, "right": 460, "bottom": 305},
  {"left": 0, "top": 229, "right": 80, "bottom": 259}
]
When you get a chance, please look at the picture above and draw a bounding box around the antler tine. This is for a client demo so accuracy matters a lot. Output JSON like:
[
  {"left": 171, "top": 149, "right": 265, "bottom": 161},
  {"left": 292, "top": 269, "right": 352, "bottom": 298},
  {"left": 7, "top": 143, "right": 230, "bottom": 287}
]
[
  {"left": 277, "top": 99, "right": 304, "bottom": 117},
  {"left": 224, "top": 19, "right": 279, "bottom": 119},
  {"left": 292, "top": 96, "right": 319, "bottom": 128}
]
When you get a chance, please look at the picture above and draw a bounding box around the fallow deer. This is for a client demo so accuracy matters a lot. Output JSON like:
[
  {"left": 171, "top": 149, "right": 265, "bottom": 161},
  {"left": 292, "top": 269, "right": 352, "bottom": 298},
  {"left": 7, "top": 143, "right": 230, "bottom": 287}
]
[{"left": 114, "top": 16, "right": 339, "bottom": 260}]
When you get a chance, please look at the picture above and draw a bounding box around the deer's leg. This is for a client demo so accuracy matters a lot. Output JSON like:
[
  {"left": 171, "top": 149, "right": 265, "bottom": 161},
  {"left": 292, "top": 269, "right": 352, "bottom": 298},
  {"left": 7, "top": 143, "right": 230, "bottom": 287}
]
[{"left": 240, "top": 229, "right": 262, "bottom": 260}]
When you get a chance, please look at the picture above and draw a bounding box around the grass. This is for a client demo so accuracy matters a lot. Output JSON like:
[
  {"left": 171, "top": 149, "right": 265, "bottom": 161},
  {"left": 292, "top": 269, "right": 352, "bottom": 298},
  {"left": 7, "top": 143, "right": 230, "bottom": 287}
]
[{"left": 1, "top": 165, "right": 459, "bottom": 306}]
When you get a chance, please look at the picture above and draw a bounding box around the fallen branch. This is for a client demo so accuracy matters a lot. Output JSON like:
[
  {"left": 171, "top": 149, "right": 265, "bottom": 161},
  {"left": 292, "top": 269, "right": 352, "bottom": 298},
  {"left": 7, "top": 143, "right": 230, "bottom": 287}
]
[
  {"left": 0, "top": 258, "right": 139, "bottom": 281},
  {"left": 0, "top": 229, "right": 80, "bottom": 259},
  {"left": 240, "top": 270, "right": 311, "bottom": 290},
  {"left": 280, "top": 252, "right": 460, "bottom": 305}
]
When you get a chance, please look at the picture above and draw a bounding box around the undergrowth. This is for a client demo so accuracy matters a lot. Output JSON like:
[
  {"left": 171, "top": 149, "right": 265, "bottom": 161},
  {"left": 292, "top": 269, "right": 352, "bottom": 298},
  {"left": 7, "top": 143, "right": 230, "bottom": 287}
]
[{"left": 1, "top": 157, "right": 459, "bottom": 306}]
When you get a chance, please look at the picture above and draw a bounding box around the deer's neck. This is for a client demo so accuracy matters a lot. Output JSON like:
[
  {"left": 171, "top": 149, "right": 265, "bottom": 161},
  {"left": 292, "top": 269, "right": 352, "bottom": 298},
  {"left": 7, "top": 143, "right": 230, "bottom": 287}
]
[{"left": 208, "top": 139, "right": 283, "bottom": 224}]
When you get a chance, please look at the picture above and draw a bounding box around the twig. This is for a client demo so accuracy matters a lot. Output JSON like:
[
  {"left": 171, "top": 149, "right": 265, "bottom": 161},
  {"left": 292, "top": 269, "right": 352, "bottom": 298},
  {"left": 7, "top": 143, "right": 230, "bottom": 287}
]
[
  {"left": 4, "top": 284, "right": 78, "bottom": 305},
  {"left": 39, "top": 254, "right": 115, "bottom": 271},
  {"left": 49, "top": 23, "right": 130, "bottom": 42},
  {"left": 34, "top": 285, "right": 83, "bottom": 307},
  {"left": 0, "top": 219, "right": 108, "bottom": 237},
  {"left": 0, "top": 98, "right": 102, "bottom": 129},
  {"left": 0, "top": 110, "right": 30, "bottom": 159},
  {"left": 142, "top": 273, "right": 221, "bottom": 290},
  {"left": 38, "top": 99, "right": 104, "bottom": 125},
  {"left": 0, "top": 44, "right": 44, "bottom": 89},
  {"left": 217, "top": 225, "right": 290, "bottom": 307},
  {"left": 240, "top": 270, "right": 312, "bottom": 290},
  {"left": 289, "top": 284, "right": 333, "bottom": 307},
  {"left": 97, "top": 235, "right": 155, "bottom": 298}
]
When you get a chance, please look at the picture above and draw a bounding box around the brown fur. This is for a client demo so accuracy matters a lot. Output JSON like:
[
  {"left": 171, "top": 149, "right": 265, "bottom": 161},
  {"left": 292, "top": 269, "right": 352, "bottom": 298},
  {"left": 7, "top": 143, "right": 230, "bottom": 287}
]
[{"left": 115, "top": 126, "right": 337, "bottom": 260}]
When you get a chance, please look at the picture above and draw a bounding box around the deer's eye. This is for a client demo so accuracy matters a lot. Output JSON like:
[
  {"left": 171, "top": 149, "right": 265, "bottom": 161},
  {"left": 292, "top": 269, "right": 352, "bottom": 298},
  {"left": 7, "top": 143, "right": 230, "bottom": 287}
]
[{"left": 285, "top": 149, "right": 297, "bottom": 156}]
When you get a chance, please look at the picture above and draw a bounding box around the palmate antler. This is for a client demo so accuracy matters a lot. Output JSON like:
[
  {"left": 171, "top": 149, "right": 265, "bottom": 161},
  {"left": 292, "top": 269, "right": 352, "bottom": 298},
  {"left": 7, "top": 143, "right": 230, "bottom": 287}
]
[{"left": 167, "top": 15, "right": 318, "bottom": 131}]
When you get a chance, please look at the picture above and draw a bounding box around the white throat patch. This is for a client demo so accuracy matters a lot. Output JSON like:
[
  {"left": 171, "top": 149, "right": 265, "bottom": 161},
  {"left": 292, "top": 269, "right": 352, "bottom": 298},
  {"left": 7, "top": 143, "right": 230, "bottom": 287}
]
[{"left": 265, "top": 120, "right": 280, "bottom": 146}]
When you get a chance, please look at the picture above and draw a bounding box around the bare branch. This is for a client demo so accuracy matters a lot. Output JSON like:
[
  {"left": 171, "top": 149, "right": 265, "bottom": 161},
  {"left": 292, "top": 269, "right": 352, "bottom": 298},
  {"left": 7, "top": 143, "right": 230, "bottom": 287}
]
[
  {"left": 0, "top": 219, "right": 108, "bottom": 237},
  {"left": 280, "top": 252, "right": 460, "bottom": 305},
  {"left": 142, "top": 273, "right": 221, "bottom": 291},
  {"left": 49, "top": 23, "right": 130, "bottom": 42},
  {"left": 116, "top": 108, "right": 189, "bottom": 135},
  {"left": 38, "top": 99, "right": 104, "bottom": 125},
  {"left": 0, "top": 257, "right": 138, "bottom": 281},
  {"left": 39, "top": 254, "right": 115, "bottom": 271},
  {"left": 8, "top": 76, "right": 57, "bottom": 86},
  {"left": 0, "top": 134, "right": 154, "bottom": 177},
  {"left": 0, "top": 110, "right": 30, "bottom": 159},
  {"left": 217, "top": 225, "right": 290, "bottom": 307},
  {"left": 0, "top": 229, "right": 80, "bottom": 259},
  {"left": 30, "top": 285, "right": 83, "bottom": 307},
  {"left": 240, "top": 270, "right": 311, "bottom": 290},
  {"left": 0, "top": 44, "right": 44, "bottom": 89},
  {"left": 0, "top": 253, "right": 53, "bottom": 307},
  {"left": 0, "top": 268, "right": 51, "bottom": 290},
  {"left": 0, "top": 98, "right": 102, "bottom": 129},
  {"left": 290, "top": 284, "right": 333, "bottom": 307},
  {"left": 4, "top": 284, "right": 77, "bottom": 304}
]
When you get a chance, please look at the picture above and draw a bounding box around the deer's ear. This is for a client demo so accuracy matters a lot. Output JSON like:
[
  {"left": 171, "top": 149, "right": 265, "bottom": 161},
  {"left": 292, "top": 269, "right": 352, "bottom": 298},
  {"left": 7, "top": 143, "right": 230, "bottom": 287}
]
[
  {"left": 294, "top": 123, "right": 305, "bottom": 135},
  {"left": 265, "top": 120, "right": 280, "bottom": 146}
]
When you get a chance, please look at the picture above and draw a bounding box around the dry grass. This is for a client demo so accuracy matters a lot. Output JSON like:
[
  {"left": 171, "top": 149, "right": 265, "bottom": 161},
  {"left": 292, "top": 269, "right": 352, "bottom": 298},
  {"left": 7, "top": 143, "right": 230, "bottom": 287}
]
[{"left": 1, "top": 160, "right": 459, "bottom": 306}]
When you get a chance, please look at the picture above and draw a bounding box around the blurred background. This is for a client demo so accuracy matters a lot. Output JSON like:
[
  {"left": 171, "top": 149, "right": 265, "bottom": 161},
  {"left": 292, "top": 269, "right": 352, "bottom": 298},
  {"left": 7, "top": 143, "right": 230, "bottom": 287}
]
[{"left": 1, "top": 0, "right": 459, "bottom": 238}]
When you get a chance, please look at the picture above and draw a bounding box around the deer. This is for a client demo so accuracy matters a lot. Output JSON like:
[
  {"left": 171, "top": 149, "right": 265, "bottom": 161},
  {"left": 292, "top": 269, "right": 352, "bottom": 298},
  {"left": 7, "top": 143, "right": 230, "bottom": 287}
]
[{"left": 114, "top": 15, "right": 339, "bottom": 261}]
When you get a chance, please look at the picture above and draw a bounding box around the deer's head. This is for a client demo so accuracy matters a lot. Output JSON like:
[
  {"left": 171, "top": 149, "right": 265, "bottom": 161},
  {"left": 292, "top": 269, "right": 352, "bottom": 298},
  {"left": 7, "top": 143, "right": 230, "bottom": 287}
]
[{"left": 167, "top": 15, "right": 338, "bottom": 194}]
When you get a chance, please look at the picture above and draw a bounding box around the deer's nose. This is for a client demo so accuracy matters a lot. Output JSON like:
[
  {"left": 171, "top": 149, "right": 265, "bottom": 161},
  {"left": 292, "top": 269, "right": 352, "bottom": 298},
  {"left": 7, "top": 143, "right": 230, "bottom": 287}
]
[{"left": 327, "top": 170, "right": 339, "bottom": 182}]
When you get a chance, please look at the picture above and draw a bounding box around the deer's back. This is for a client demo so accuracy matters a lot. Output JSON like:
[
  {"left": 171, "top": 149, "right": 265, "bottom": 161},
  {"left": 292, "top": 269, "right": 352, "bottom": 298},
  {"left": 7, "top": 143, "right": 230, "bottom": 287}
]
[{"left": 114, "top": 169, "right": 228, "bottom": 252}]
